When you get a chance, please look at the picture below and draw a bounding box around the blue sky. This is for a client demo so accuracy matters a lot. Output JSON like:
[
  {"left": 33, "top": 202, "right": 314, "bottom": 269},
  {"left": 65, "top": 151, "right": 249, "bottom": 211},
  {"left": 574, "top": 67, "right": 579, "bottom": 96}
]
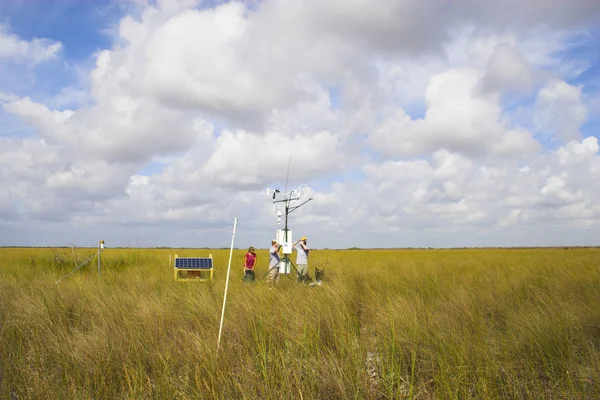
[
  {"left": 0, "top": 0, "right": 116, "bottom": 103},
  {"left": 1, "top": 0, "right": 118, "bottom": 61},
  {"left": 1, "top": 0, "right": 600, "bottom": 248}
]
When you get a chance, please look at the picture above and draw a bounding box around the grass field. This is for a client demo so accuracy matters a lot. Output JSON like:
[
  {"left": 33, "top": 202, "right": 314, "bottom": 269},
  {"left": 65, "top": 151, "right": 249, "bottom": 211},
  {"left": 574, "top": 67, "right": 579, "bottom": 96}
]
[{"left": 1, "top": 247, "right": 600, "bottom": 399}]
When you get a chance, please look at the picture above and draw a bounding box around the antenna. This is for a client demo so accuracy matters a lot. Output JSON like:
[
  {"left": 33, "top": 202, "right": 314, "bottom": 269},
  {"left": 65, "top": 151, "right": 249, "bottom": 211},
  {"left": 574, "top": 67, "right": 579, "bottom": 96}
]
[{"left": 284, "top": 155, "right": 291, "bottom": 196}]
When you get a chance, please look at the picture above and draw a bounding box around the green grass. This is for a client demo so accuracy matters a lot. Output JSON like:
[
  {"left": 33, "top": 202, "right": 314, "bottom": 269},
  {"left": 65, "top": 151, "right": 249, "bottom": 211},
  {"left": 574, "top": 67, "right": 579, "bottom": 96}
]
[{"left": 1, "top": 247, "right": 600, "bottom": 399}]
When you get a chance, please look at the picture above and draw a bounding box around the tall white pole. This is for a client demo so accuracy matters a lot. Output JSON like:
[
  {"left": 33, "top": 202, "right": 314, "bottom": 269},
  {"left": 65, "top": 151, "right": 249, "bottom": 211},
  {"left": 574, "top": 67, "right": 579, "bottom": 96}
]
[
  {"left": 218, "top": 217, "right": 238, "bottom": 353},
  {"left": 97, "top": 240, "right": 104, "bottom": 278},
  {"left": 97, "top": 240, "right": 101, "bottom": 278}
]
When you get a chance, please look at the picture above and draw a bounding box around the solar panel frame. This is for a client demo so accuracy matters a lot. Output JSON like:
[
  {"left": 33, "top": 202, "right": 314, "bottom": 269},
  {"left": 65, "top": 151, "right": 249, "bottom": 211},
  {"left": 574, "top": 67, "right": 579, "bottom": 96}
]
[{"left": 174, "top": 257, "right": 213, "bottom": 269}]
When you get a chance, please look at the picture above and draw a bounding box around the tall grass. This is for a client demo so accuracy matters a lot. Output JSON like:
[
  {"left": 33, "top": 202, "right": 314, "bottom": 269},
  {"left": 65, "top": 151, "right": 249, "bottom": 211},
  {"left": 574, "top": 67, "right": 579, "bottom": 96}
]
[{"left": 1, "top": 247, "right": 599, "bottom": 399}]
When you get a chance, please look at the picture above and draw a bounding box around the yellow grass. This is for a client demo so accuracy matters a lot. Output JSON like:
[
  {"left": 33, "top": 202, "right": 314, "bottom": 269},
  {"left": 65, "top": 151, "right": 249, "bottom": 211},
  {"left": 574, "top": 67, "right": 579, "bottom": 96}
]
[{"left": 1, "top": 247, "right": 600, "bottom": 399}]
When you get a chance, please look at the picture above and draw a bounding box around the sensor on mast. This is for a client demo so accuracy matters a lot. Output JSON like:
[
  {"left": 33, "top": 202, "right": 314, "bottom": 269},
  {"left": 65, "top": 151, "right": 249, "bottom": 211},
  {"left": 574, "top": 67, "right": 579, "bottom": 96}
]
[
  {"left": 266, "top": 183, "right": 312, "bottom": 273},
  {"left": 263, "top": 156, "right": 313, "bottom": 277}
]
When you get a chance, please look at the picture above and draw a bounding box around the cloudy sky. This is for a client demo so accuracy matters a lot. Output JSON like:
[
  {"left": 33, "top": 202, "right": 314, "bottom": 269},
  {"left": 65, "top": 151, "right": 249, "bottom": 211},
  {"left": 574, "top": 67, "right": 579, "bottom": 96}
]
[{"left": 1, "top": 0, "right": 599, "bottom": 249}]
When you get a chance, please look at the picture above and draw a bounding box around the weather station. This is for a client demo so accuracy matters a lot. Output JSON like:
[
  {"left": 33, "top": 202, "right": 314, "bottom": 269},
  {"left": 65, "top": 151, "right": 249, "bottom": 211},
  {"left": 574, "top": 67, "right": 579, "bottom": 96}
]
[{"left": 265, "top": 182, "right": 312, "bottom": 275}]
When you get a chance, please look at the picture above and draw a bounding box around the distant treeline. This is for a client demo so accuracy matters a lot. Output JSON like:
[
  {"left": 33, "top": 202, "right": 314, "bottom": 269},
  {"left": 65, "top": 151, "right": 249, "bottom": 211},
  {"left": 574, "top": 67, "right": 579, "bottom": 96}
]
[{"left": 1, "top": 245, "right": 598, "bottom": 250}]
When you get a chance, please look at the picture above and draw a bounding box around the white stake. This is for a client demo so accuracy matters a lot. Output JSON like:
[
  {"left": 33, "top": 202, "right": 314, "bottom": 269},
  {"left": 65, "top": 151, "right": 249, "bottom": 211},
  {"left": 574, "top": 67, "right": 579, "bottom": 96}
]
[{"left": 218, "top": 217, "right": 238, "bottom": 353}]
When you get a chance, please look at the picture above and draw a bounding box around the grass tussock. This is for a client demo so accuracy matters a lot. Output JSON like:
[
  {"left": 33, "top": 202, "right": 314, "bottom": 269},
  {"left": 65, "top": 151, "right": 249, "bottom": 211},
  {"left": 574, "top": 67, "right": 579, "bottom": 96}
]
[{"left": 1, "top": 247, "right": 600, "bottom": 399}]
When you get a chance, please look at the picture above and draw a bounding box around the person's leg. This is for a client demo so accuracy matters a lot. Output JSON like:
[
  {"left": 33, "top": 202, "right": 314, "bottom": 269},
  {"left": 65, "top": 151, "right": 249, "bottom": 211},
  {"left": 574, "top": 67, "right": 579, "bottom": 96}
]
[
  {"left": 296, "top": 263, "right": 308, "bottom": 282},
  {"left": 267, "top": 266, "right": 279, "bottom": 284}
]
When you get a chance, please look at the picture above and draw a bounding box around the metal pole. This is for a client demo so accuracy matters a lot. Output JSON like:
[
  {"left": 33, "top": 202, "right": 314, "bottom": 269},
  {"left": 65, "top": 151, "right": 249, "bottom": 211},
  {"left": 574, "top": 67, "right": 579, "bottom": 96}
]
[
  {"left": 97, "top": 241, "right": 101, "bottom": 278},
  {"left": 218, "top": 217, "right": 238, "bottom": 353},
  {"left": 284, "top": 201, "right": 290, "bottom": 274}
]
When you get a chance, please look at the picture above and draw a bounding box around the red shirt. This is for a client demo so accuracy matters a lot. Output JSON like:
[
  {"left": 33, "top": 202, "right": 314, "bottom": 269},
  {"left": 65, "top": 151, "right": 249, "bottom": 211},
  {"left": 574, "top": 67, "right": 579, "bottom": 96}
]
[{"left": 244, "top": 252, "right": 257, "bottom": 270}]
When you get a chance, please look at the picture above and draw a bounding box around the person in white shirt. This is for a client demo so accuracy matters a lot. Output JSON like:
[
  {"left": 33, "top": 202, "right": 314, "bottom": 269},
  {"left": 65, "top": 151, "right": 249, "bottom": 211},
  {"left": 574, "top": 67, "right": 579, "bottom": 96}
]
[
  {"left": 267, "top": 240, "right": 282, "bottom": 284},
  {"left": 293, "top": 236, "right": 309, "bottom": 282}
]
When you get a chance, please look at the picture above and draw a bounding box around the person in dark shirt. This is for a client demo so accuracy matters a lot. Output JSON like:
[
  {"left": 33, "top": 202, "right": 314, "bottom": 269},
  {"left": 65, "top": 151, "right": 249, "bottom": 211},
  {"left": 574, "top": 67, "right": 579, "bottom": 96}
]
[{"left": 243, "top": 246, "right": 257, "bottom": 282}]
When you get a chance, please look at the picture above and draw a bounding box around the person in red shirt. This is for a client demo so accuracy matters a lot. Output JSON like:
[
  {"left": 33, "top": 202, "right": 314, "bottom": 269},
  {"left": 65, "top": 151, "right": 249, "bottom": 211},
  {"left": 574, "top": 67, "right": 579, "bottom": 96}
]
[{"left": 243, "top": 246, "right": 257, "bottom": 282}]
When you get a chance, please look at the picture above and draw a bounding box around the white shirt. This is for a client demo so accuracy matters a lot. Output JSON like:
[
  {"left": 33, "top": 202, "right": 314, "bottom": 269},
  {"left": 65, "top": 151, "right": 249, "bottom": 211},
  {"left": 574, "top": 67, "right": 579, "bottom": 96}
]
[{"left": 295, "top": 242, "right": 309, "bottom": 264}]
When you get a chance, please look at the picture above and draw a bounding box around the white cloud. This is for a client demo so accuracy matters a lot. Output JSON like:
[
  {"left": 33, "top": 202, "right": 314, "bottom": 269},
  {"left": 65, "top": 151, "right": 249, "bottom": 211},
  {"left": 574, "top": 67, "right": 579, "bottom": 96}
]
[
  {"left": 535, "top": 79, "right": 587, "bottom": 141},
  {"left": 368, "top": 68, "right": 540, "bottom": 158},
  {"left": 1, "top": 0, "right": 600, "bottom": 247},
  {"left": 200, "top": 129, "right": 348, "bottom": 187},
  {"left": 556, "top": 136, "right": 599, "bottom": 165},
  {"left": 479, "top": 44, "right": 532, "bottom": 93},
  {"left": 3, "top": 97, "right": 74, "bottom": 143},
  {"left": 0, "top": 25, "right": 62, "bottom": 63},
  {"left": 299, "top": 135, "right": 600, "bottom": 244}
]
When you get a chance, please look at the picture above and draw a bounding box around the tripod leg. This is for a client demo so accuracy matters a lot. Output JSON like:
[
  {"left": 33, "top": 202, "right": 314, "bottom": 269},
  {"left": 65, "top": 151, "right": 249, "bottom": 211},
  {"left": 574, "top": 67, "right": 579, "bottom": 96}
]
[
  {"left": 98, "top": 255, "right": 114, "bottom": 276},
  {"left": 286, "top": 258, "right": 301, "bottom": 277},
  {"left": 256, "top": 264, "right": 279, "bottom": 284},
  {"left": 55, "top": 254, "right": 97, "bottom": 284},
  {"left": 256, "top": 267, "right": 272, "bottom": 283},
  {"left": 283, "top": 258, "right": 308, "bottom": 282}
]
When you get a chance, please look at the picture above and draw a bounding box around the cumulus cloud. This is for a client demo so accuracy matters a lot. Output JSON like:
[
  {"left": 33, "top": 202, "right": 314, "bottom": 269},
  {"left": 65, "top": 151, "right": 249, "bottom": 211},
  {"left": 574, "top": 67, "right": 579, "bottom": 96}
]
[
  {"left": 535, "top": 79, "right": 587, "bottom": 141},
  {"left": 478, "top": 44, "right": 533, "bottom": 94},
  {"left": 0, "top": 25, "right": 63, "bottom": 63},
  {"left": 1, "top": 0, "right": 600, "bottom": 247},
  {"left": 368, "top": 68, "right": 540, "bottom": 158},
  {"left": 299, "top": 135, "right": 600, "bottom": 245}
]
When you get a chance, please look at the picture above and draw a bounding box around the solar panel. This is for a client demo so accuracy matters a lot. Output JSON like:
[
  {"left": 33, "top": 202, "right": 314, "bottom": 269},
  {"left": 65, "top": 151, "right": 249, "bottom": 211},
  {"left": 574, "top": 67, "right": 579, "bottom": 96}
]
[{"left": 174, "top": 257, "right": 213, "bottom": 269}]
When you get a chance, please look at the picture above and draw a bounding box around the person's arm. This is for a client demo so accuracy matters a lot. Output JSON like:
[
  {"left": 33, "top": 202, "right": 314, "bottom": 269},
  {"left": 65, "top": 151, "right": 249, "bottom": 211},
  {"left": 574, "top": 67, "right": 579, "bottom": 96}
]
[{"left": 251, "top": 255, "right": 257, "bottom": 269}]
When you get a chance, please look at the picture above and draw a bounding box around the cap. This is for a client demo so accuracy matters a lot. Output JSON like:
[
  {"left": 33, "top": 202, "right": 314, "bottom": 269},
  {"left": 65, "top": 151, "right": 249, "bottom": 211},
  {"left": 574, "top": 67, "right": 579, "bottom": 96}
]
[
  {"left": 301, "top": 236, "right": 307, "bottom": 241},
  {"left": 271, "top": 240, "right": 277, "bottom": 244},
  {"left": 249, "top": 246, "right": 255, "bottom": 251}
]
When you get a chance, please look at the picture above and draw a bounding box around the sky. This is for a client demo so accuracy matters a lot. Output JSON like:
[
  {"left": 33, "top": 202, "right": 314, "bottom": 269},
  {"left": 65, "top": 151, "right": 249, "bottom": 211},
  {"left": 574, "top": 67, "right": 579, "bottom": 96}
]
[{"left": 1, "top": 0, "right": 600, "bottom": 249}]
